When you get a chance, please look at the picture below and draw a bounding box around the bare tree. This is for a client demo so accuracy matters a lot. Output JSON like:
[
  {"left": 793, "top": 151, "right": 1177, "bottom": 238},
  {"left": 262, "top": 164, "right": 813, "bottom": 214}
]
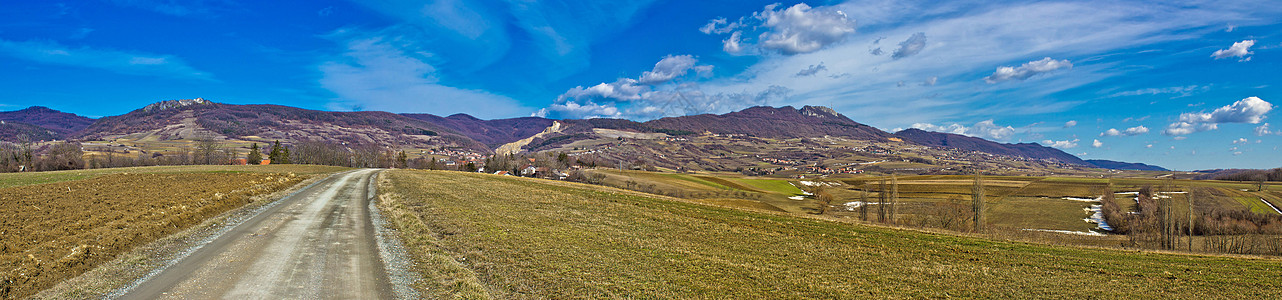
[
  {"left": 890, "top": 174, "right": 899, "bottom": 225},
  {"left": 194, "top": 135, "right": 222, "bottom": 165},
  {"left": 860, "top": 182, "right": 870, "bottom": 221},
  {"left": 878, "top": 177, "right": 888, "bottom": 223},
  {"left": 972, "top": 172, "right": 986, "bottom": 233}
]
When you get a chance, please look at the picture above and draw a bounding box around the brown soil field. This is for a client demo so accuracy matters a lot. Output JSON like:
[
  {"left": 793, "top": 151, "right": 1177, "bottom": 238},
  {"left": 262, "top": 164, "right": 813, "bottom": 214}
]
[{"left": 0, "top": 172, "right": 306, "bottom": 299}]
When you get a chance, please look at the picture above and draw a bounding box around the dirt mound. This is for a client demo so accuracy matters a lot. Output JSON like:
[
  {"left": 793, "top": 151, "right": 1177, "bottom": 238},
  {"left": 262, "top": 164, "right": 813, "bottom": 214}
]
[{"left": 0, "top": 172, "right": 304, "bottom": 299}]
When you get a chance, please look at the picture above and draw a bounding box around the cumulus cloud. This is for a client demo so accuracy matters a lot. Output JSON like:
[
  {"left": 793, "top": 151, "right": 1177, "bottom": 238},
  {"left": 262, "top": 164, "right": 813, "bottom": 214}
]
[
  {"left": 1041, "top": 139, "right": 1080, "bottom": 149},
  {"left": 1211, "top": 40, "right": 1255, "bottom": 61},
  {"left": 1233, "top": 137, "right": 1249, "bottom": 144},
  {"left": 703, "top": 3, "right": 855, "bottom": 55},
  {"left": 539, "top": 85, "right": 791, "bottom": 120},
  {"left": 559, "top": 78, "right": 646, "bottom": 102},
  {"left": 638, "top": 55, "right": 712, "bottom": 84},
  {"left": 892, "top": 32, "right": 927, "bottom": 59},
  {"left": 1256, "top": 123, "right": 1274, "bottom": 136},
  {"left": 910, "top": 120, "right": 1017, "bottom": 141},
  {"left": 1162, "top": 96, "right": 1273, "bottom": 135},
  {"left": 541, "top": 54, "right": 791, "bottom": 119},
  {"left": 983, "top": 57, "right": 1073, "bottom": 83},
  {"left": 795, "top": 63, "right": 828, "bottom": 77},
  {"left": 1064, "top": 120, "right": 1078, "bottom": 128},
  {"left": 699, "top": 17, "right": 742, "bottom": 35},
  {"left": 723, "top": 31, "right": 744, "bottom": 53},
  {"left": 1092, "top": 139, "right": 1103, "bottom": 148},
  {"left": 0, "top": 39, "right": 212, "bottom": 80},
  {"left": 1100, "top": 125, "right": 1149, "bottom": 136},
  {"left": 533, "top": 100, "right": 622, "bottom": 119}
]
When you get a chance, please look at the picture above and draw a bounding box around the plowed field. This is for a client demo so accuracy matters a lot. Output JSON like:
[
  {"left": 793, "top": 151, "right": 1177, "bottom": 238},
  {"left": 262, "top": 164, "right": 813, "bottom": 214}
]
[{"left": 0, "top": 172, "right": 305, "bottom": 299}]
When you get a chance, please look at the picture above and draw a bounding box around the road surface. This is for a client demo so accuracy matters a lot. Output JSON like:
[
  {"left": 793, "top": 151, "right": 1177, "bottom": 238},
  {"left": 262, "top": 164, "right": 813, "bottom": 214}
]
[{"left": 119, "top": 169, "right": 394, "bottom": 299}]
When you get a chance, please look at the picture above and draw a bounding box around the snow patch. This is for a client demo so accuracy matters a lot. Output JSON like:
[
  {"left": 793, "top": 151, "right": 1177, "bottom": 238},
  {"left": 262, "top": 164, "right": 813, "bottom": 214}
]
[
  {"left": 788, "top": 196, "right": 805, "bottom": 200},
  {"left": 1084, "top": 204, "right": 1113, "bottom": 231},
  {"left": 1062, "top": 196, "right": 1101, "bottom": 202},
  {"left": 1023, "top": 229, "right": 1107, "bottom": 236}
]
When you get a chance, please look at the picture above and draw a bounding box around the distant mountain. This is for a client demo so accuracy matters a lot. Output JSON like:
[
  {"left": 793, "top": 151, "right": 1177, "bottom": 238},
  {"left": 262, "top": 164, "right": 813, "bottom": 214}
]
[
  {"left": 893, "top": 128, "right": 1088, "bottom": 165},
  {"left": 643, "top": 106, "right": 891, "bottom": 140},
  {"left": 1084, "top": 159, "right": 1169, "bottom": 171},
  {"left": 402, "top": 113, "right": 554, "bottom": 147},
  {"left": 0, "top": 106, "right": 95, "bottom": 136},
  {"left": 0, "top": 120, "right": 60, "bottom": 142},
  {"left": 75, "top": 99, "right": 486, "bottom": 151}
]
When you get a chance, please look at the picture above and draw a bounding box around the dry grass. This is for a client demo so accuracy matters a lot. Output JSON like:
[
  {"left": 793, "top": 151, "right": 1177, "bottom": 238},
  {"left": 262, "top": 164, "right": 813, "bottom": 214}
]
[
  {"left": 0, "top": 164, "right": 347, "bottom": 188},
  {"left": 0, "top": 170, "right": 309, "bottom": 299},
  {"left": 381, "top": 170, "right": 1282, "bottom": 298}
]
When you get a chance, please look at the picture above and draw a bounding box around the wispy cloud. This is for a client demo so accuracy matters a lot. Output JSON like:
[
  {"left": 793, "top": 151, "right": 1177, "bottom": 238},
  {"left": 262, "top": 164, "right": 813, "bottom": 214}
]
[
  {"left": 891, "top": 32, "right": 927, "bottom": 59},
  {"left": 318, "top": 31, "right": 528, "bottom": 118},
  {"left": 0, "top": 39, "right": 212, "bottom": 80},
  {"left": 1109, "top": 85, "right": 1210, "bottom": 98}
]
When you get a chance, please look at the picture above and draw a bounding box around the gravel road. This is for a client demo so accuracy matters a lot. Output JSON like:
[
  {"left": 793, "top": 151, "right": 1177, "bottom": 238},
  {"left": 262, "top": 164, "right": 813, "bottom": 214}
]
[{"left": 118, "top": 169, "right": 396, "bottom": 299}]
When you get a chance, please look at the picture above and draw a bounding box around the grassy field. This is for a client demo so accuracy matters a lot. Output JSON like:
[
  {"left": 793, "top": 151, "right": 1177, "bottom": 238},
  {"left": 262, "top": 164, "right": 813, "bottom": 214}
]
[
  {"left": 0, "top": 164, "right": 348, "bottom": 188},
  {"left": 379, "top": 170, "right": 1282, "bottom": 298},
  {"left": 0, "top": 165, "right": 334, "bottom": 299}
]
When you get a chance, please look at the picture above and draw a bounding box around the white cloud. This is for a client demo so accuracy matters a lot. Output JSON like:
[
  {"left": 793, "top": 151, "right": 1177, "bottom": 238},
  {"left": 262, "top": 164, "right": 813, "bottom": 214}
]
[
  {"left": 1099, "top": 125, "right": 1148, "bottom": 136},
  {"left": 1211, "top": 40, "right": 1255, "bottom": 61},
  {"left": 0, "top": 39, "right": 212, "bottom": 80},
  {"left": 638, "top": 55, "right": 711, "bottom": 85},
  {"left": 921, "top": 76, "right": 938, "bottom": 86},
  {"left": 559, "top": 78, "right": 647, "bottom": 102},
  {"left": 892, "top": 32, "right": 927, "bottom": 59},
  {"left": 983, "top": 57, "right": 1073, "bottom": 83},
  {"left": 699, "top": 17, "right": 742, "bottom": 35},
  {"left": 723, "top": 31, "right": 744, "bottom": 53},
  {"left": 1233, "top": 138, "right": 1249, "bottom": 144},
  {"left": 795, "top": 63, "right": 828, "bottom": 77},
  {"left": 910, "top": 119, "right": 1017, "bottom": 141},
  {"left": 1109, "top": 85, "right": 1210, "bottom": 98},
  {"left": 319, "top": 34, "right": 527, "bottom": 118},
  {"left": 533, "top": 100, "right": 622, "bottom": 119},
  {"left": 1092, "top": 139, "right": 1103, "bottom": 148},
  {"left": 1256, "top": 123, "right": 1274, "bottom": 136},
  {"left": 1041, "top": 139, "right": 1080, "bottom": 149},
  {"left": 1064, "top": 120, "right": 1078, "bottom": 128},
  {"left": 706, "top": 3, "right": 855, "bottom": 55},
  {"left": 1162, "top": 96, "right": 1273, "bottom": 135}
]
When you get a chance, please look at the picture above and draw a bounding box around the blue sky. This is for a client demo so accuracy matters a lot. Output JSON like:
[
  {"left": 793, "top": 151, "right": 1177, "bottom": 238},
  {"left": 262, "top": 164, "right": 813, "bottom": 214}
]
[{"left": 0, "top": 0, "right": 1279, "bottom": 170}]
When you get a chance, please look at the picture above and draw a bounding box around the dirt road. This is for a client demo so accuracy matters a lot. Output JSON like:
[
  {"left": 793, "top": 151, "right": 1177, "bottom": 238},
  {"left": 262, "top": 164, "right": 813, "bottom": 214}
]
[{"left": 118, "top": 169, "right": 395, "bottom": 299}]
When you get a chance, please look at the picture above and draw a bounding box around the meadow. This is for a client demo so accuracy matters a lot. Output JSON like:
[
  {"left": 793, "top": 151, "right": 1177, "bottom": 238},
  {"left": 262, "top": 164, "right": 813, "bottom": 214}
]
[{"left": 378, "top": 170, "right": 1282, "bottom": 298}]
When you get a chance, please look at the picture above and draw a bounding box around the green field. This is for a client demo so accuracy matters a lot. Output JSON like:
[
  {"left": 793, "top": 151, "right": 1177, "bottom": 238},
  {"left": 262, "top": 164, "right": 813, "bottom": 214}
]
[
  {"left": 379, "top": 170, "right": 1282, "bottom": 298},
  {"left": 731, "top": 178, "right": 805, "bottom": 195}
]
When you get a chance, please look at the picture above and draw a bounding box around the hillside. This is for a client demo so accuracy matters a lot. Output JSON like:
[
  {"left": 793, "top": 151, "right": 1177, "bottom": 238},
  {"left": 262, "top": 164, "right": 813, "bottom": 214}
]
[
  {"left": 643, "top": 106, "right": 890, "bottom": 140},
  {"left": 1085, "top": 159, "right": 1169, "bottom": 171},
  {"left": 0, "top": 120, "right": 60, "bottom": 142},
  {"left": 0, "top": 106, "right": 95, "bottom": 136},
  {"left": 75, "top": 99, "right": 486, "bottom": 151},
  {"left": 893, "top": 128, "right": 1088, "bottom": 165},
  {"left": 402, "top": 113, "right": 555, "bottom": 147}
]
